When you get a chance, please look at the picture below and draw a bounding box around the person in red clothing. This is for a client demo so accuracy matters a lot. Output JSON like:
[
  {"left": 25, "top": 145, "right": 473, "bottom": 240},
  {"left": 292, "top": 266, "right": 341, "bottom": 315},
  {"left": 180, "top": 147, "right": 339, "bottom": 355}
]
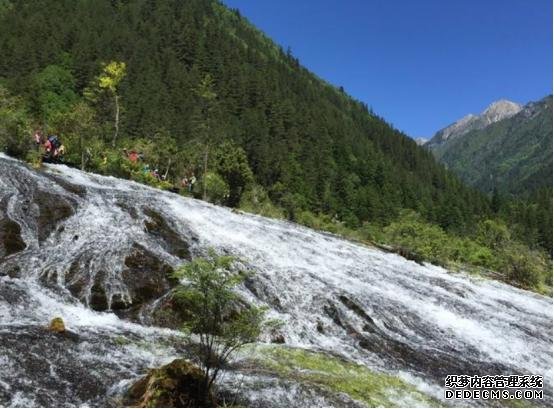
[{"left": 123, "top": 148, "right": 140, "bottom": 163}]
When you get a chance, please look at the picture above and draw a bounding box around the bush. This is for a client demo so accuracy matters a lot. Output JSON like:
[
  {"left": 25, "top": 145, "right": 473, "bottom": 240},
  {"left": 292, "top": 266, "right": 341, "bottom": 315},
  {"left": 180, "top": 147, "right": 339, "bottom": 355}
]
[
  {"left": 296, "top": 210, "right": 319, "bottom": 229},
  {"left": 97, "top": 149, "right": 131, "bottom": 178},
  {"left": 501, "top": 243, "right": 547, "bottom": 288},
  {"left": 0, "top": 86, "right": 31, "bottom": 158},
  {"left": 239, "top": 184, "right": 284, "bottom": 219},
  {"left": 214, "top": 141, "right": 254, "bottom": 207},
  {"left": 172, "top": 251, "right": 270, "bottom": 403},
  {"left": 130, "top": 166, "right": 159, "bottom": 187},
  {"left": 202, "top": 172, "right": 230, "bottom": 205},
  {"left": 382, "top": 210, "right": 451, "bottom": 265},
  {"left": 25, "top": 148, "right": 43, "bottom": 169},
  {"left": 461, "top": 240, "right": 495, "bottom": 267},
  {"left": 476, "top": 219, "right": 510, "bottom": 250},
  {"left": 279, "top": 192, "right": 309, "bottom": 221}
]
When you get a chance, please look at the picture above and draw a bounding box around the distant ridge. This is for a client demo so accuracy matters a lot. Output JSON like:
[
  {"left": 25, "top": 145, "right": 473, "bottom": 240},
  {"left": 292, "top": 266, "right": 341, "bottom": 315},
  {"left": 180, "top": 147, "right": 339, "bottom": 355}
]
[
  {"left": 425, "top": 99, "right": 522, "bottom": 149},
  {"left": 428, "top": 95, "right": 552, "bottom": 196}
]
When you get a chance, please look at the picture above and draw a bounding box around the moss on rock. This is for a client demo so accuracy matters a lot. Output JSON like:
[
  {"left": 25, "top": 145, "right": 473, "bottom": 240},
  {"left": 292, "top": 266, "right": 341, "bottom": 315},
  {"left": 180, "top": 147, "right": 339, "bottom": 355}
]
[
  {"left": 124, "top": 358, "right": 212, "bottom": 408},
  {"left": 48, "top": 317, "right": 65, "bottom": 333},
  {"left": 251, "top": 345, "right": 440, "bottom": 407}
]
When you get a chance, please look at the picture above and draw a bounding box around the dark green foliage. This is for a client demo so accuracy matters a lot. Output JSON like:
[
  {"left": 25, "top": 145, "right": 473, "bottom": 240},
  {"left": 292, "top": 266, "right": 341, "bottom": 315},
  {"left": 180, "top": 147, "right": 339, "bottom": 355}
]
[
  {"left": 201, "top": 171, "right": 230, "bottom": 204},
  {"left": 0, "top": 86, "right": 30, "bottom": 157},
  {"left": 0, "top": 0, "right": 549, "bottom": 288},
  {"left": 499, "top": 187, "right": 553, "bottom": 256},
  {"left": 430, "top": 96, "right": 552, "bottom": 254},
  {"left": 433, "top": 96, "right": 552, "bottom": 197},
  {"left": 31, "top": 64, "right": 78, "bottom": 124},
  {"left": 214, "top": 141, "right": 254, "bottom": 206},
  {"left": 0, "top": 0, "right": 489, "bottom": 230},
  {"left": 379, "top": 211, "right": 551, "bottom": 291}
]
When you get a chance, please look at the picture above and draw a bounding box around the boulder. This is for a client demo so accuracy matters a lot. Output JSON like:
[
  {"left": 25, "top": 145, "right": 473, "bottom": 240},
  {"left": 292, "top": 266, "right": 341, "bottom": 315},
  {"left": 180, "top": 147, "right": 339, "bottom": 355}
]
[
  {"left": 124, "top": 359, "right": 213, "bottom": 407},
  {"left": 89, "top": 270, "right": 109, "bottom": 311}
]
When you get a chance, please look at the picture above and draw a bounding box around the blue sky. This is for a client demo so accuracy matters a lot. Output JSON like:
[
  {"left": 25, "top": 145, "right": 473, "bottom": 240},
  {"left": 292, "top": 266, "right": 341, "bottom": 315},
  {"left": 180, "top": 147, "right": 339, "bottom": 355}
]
[{"left": 222, "top": 0, "right": 552, "bottom": 138}]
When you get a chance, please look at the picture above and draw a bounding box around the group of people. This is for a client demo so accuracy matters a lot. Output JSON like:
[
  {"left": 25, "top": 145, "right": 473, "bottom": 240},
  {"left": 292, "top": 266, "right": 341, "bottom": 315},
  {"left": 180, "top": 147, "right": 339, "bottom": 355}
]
[
  {"left": 34, "top": 130, "right": 65, "bottom": 162},
  {"left": 122, "top": 148, "right": 164, "bottom": 181},
  {"left": 122, "top": 147, "right": 198, "bottom": 191},
  {"left": 180, "top": 174, "right": 197, "bottom": 192},
  {"left": 32, "top": 132, "right": 198, "bottom": 193},
  {"left": 141, "top": 164, "right": 165, "bottom": 181}
]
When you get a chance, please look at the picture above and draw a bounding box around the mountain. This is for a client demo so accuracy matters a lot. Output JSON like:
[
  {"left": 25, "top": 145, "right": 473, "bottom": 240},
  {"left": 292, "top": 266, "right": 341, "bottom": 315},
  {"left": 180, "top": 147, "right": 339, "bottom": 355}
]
[
  {"left": 0, "top": 0, "right": 491, "bottom": 232},
  {"left": 426, "top": 99, "right": 522, "bottom": 149},
  {"left": 1, "top": 154, "right": 552, "bottom": 407},
  {"left": 413, "top": 137, "right": 428, "bottom": 146},
  {"left": 428, "top": 96, "right": 552, "bottom": 196}
]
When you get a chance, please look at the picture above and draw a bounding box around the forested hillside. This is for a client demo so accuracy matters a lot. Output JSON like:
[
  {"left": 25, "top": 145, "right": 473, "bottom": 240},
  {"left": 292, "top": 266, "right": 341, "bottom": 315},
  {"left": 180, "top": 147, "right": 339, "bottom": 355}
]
[
  {"left": 433, "top": 96, "right": 552, "bottom": 196},
  {"left": 428, "top": 96, "right": 553, "bottom": 257},
  {"left": 0, "top": 0, "right": 489, "bottom": 227},
  {"left": 0, "top": 0, "right": 550, "bottom": 289}
]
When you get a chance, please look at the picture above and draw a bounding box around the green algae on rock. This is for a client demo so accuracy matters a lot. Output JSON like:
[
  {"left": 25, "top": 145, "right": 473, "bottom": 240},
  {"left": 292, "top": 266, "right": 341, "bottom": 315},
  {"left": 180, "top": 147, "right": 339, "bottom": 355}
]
[
  {"left": 250, "top": 345, "right": 440, "bottom": 408},
  {"left": 48, "top": 317, "right": 66, "bottom": 333},
  {"left": 124, "top": 359, "right": 212, "bottom": 408}
]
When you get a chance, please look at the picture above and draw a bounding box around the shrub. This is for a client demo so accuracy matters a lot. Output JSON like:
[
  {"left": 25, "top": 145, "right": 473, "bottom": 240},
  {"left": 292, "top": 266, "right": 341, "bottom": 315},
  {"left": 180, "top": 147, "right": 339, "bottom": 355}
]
[
  {"left": 239, "top": 184, "right": 284, "bottom": 219},
  {"left": 201, "top": 172, "right": 230, "bottom": 205},
  {"left": 463, "top": 241, "right": 495, "bottom": 267},
  {"left": 130, "top": 167, "right": 159, "bottom": 186},
  {"left": 296, "top": 210, "right": 318, "bottom": 229},
  {"left": 0, "top": 87, "right": 31, "bottom": 158},
  {"left": 32, "top": 64, "right": 78, "bottom": 122},
  {"left": 501, "top": 243, "right": 546, "bottom": 288},
  {"left": 96, "top": 149, "right": 131, "bottom": 178},
  {"left": 25, "top": 148, "right": 43, "bottom": 169},
  {"left": 382, "top": 210, "right": 451, "bottom": 265},
  {"left": 214, "top": 141, "right": 254, "bottom": 207},
  {"left": 171, "top": 251, "right": 270, "bottom": 403},
  {"left": 279, "top": 192, "right": 309, "bottom": 221},
  {"left": 476, "top": 219, "right": 510, "bottom": 250}
]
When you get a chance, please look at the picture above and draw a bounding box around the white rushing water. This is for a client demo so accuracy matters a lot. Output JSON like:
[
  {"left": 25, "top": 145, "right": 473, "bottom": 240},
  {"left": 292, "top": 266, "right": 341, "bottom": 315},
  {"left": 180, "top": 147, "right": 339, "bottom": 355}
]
[{"left": 0, "top": 154, "right": 552, "bottom": 407}]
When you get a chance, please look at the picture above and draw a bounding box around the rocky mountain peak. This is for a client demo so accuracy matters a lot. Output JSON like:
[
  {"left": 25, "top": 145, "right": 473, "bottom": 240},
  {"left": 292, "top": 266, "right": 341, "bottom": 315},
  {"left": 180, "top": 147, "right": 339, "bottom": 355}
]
[
  {"left": 426, "top": 99, "right": 522, "bottom": 148},
  {"left": 481, "top": 99, "right": 522, "bottom": 124}
]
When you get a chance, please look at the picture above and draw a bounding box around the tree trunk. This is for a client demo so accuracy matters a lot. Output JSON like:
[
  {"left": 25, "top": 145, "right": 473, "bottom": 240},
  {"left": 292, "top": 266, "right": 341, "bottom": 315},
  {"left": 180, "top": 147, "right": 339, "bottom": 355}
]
[
  {"left": 163, "top": 158, "right": 171, "bottom": 180},
  {"left": 202, "top": 145, "right": 209, "bottom": 201},
  {"left": 112, "top": 94, "right": 119, "bottom": 147}
]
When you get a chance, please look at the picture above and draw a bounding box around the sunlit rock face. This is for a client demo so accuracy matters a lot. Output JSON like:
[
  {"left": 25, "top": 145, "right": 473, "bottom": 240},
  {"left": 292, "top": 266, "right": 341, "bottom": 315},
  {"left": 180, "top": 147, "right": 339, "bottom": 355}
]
[
  {"left": 426, "top": 99, "right": 522, "bottom": 148},
  {"left": 0, "top": 154, "right": 552, "bottom": 407}
]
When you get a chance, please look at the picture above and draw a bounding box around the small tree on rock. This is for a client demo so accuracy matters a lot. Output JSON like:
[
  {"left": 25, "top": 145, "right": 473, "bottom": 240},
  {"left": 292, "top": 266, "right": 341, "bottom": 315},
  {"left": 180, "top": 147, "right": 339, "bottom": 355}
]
[{"left": 172, "top": 251, "right": 270, "bottom": 404}]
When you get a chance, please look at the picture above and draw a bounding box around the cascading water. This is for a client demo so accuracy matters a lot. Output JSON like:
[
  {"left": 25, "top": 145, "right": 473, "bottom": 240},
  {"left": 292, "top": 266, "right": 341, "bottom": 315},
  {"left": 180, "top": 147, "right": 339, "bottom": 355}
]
[{"left": 0, "top": 153, "right": 552, "bottom": 407}]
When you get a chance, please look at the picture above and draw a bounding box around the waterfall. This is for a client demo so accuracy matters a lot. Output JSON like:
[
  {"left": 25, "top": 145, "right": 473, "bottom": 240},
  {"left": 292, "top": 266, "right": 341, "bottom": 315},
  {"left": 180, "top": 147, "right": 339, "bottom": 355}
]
[{"left": 1, "top": 154, "right": 552, "bottom": 407}]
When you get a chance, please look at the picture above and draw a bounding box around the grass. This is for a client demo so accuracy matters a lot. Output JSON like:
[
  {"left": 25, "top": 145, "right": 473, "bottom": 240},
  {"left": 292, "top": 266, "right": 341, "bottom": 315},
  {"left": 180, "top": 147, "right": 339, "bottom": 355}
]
[{"left": 247, "top": 345, "right": 441, "bottom": 407}]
